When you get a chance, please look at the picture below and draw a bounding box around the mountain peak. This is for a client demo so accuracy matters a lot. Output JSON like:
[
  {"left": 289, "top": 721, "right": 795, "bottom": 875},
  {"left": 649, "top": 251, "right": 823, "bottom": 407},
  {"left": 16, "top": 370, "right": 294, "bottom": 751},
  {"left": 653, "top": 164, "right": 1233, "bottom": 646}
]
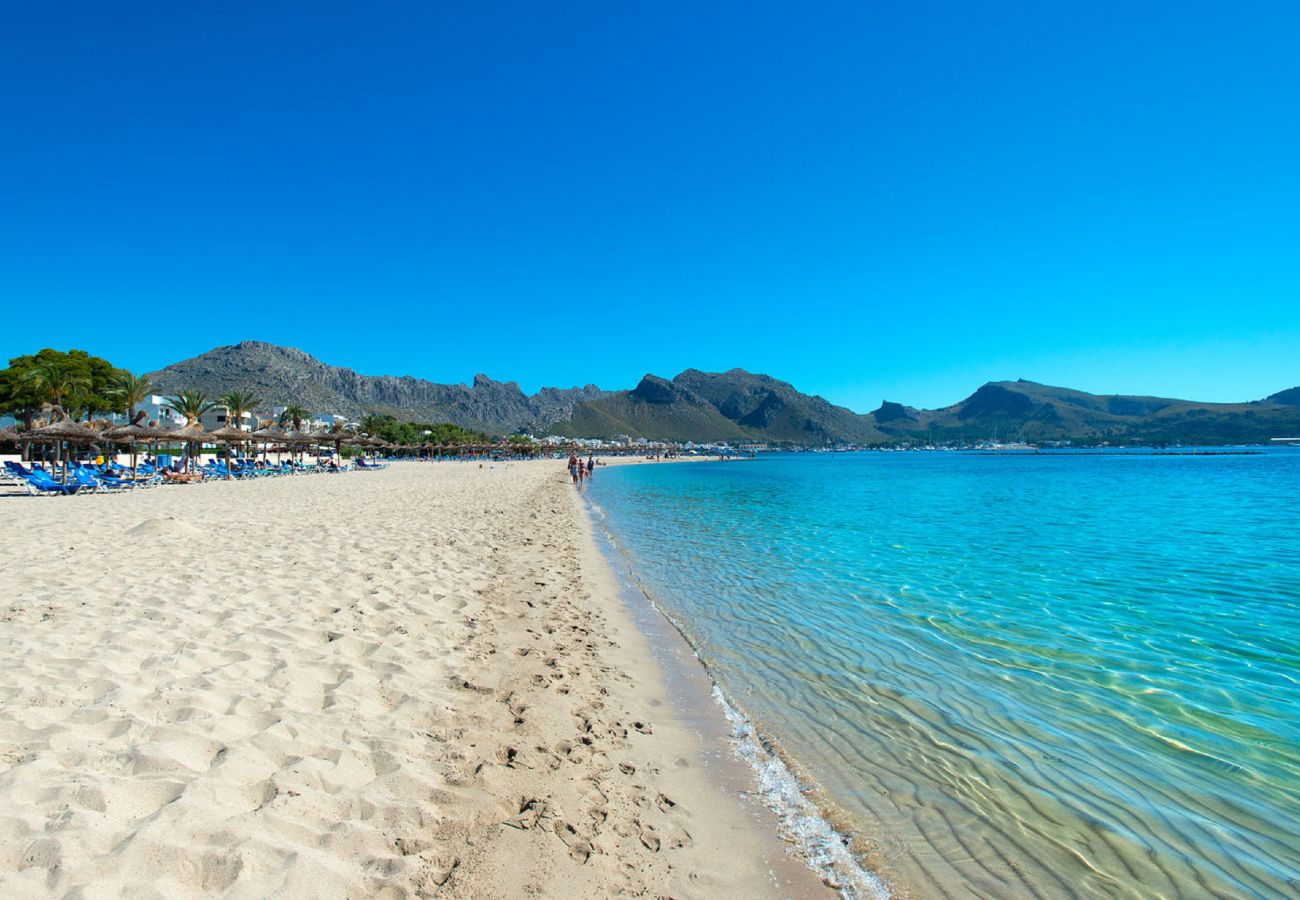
[
  {"left": 631, "top": 374, "right": 690, "bottom": 405},
  {"left": 872, "top": 400, "right": 918, "bottom": 424},
  {"left": 147, "top": 342, "right": 594, "bottom": 433}
]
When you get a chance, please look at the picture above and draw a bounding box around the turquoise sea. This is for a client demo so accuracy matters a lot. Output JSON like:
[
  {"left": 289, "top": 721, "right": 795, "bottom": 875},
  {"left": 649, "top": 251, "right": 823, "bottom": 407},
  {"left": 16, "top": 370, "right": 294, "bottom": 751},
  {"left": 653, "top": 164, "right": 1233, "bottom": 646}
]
[{"left": 587, "top": 450, "right": 1300, "bottom": 899}]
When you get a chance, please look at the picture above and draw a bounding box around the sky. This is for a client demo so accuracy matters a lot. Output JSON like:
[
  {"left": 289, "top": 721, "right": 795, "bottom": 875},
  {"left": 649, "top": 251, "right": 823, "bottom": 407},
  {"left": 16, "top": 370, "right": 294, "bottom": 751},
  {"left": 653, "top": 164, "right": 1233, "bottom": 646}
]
[{"left": 2, "top": 2, "right": 1298, "bottom": 411}]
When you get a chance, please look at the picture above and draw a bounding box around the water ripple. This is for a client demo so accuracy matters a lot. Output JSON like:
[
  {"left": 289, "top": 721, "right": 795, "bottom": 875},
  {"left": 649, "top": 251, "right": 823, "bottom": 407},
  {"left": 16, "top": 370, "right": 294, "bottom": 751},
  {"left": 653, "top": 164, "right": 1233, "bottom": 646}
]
[{"left": 592, "top": 450, "right": 1300, "bottom": 898}]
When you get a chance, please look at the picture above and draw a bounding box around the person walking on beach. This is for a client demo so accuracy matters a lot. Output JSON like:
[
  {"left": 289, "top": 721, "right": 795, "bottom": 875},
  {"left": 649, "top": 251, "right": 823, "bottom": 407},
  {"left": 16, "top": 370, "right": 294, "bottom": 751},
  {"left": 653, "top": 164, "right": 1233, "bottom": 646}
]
[
  {"left": 568, "top": 452, "right": 580, "bottom": 485},
  {"left": 586, "top": 455, "right": 595, "bottom": 480}
]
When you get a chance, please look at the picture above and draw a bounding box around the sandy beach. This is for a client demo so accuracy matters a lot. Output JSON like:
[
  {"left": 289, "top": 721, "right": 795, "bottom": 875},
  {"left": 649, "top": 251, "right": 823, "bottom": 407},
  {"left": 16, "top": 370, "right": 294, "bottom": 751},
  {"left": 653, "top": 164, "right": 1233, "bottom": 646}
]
[{"left": 0, "top": 459, "right": 829, "bottom": 898}]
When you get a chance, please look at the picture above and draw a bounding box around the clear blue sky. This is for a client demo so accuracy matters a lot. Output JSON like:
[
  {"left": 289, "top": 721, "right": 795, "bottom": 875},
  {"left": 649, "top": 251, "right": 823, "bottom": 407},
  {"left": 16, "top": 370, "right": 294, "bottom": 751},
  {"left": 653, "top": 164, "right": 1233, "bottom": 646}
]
[{"left": 2, "top": 2, "right": 1297, "bottom": 410}]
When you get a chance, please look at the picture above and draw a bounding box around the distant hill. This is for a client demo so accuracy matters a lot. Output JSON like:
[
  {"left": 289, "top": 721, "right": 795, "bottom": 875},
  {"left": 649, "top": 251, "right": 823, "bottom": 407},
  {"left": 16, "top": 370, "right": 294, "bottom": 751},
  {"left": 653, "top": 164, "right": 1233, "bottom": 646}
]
[
  {"left": 559, "top": 375, "right": 751, "bottom": 442},
  {"left": 147, "top": 341, "right": 607, "bottom": 434},
  {"left": 145, "top": 342, "right": 1299, "bottom": 445},
  {"left": 1267, "top": 386, "right": 1300, "bottom": 406},
  {"left": 870, "top": 380, "right": 1300, "bottom": 445},
  {"left": 671, "top": 369, "right": 884, "bottom": 443},
  {"left": 556, "top": 369, "right": 884, "bottom": 443}
]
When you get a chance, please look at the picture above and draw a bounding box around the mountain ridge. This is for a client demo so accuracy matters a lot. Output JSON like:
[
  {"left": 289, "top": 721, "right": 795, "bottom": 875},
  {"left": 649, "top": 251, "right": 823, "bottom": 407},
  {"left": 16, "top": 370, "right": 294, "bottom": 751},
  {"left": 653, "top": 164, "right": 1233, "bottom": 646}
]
[
  {"left": 147, "top": 341, "right": 608, "bottom": 434},
  {"left": 147, "top": 341, "right": 1300, "bottom": 445}
]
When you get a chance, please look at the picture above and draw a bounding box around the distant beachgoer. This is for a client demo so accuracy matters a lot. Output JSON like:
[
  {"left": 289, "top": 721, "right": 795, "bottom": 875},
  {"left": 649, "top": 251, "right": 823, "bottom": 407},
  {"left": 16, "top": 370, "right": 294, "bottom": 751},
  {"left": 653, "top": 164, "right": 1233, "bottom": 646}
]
[
  {"left": 568, "top": 452, "right": 580, "bottom": 484},
  {"left": 586, "top": 456, "right": 595, "bottom": 479}
]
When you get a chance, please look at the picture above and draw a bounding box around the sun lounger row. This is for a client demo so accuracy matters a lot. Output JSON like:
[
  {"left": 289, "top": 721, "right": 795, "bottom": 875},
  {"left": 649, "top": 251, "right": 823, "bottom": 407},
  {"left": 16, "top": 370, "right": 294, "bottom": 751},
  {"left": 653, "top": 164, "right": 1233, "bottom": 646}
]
[
  {"left": 4, "top": 461, "right": 164, "bottom": 495},
  {"left": 3, "top": 454, "right": 390, "bottom": 495}
]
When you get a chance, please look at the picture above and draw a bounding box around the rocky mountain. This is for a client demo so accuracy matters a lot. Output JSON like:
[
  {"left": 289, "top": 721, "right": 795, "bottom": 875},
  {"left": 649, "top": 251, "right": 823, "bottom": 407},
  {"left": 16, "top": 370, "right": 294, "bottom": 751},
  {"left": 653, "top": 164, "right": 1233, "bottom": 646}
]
[
  {"left": 672, "top": 369, "right": 884, "bottom": 443},
  {"left": 559, "top": 375, "right": 753, "bottom": 442},
  {"left": 145, "top": 342, "right": 1299, "bottom": 445},
  {"left": 554, "top": 369, "right": 885, "bottom": 443},
  {"left": 147, "top": 341, "right": 607, "bottom": 434}
]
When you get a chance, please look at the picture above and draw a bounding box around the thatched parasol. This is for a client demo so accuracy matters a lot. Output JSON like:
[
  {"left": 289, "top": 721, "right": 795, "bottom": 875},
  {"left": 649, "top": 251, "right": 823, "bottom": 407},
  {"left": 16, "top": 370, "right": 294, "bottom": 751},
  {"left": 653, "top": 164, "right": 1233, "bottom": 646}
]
[
  {"left": 102, "top": 415, "right": 163, "bottom": 477},
  {"left": 242, "top": 426, "right": 280, "bottom": 463},
  {"left": 205, "top": 425, "right": 249, "bottom": 442},
  {"left": 276, "top": 430, "right": 316, "bottom": 466},
  {"left": 167, "top": 422, "right": 209, "bottom": 472},
  {"left": 23, "top": 419, "right": 100, "bottom": 442},
  {"left": 206, "top": 425, "right": 253, "bottom": 478},
  {"left": 317, "top": 430, "right": 353, "bottom": 463},
  {"left": 349, "top": 436, "right": 377, "bottom": 460},
  {"left": 21, "top": 418, "right": 102, "bottom": 483}
]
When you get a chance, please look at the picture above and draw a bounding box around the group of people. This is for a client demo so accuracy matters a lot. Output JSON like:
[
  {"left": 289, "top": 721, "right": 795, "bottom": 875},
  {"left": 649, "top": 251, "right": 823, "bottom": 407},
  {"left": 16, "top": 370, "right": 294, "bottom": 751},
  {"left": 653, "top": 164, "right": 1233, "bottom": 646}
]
[{"left": 568, "top": 452, "right": 596, "bottom": 485}]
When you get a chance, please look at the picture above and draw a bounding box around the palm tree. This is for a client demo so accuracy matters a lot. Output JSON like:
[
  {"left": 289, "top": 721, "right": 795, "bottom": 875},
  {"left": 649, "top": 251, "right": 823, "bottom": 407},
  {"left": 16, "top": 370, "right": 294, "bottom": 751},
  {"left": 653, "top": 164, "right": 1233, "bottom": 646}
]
[
  {"left": 217, "top": 390, "right": 260, "bottom": 432},
  {"left": 278, "top": 404, "right": 310, "bottom": 431},
  {"left": 359, "top": 414, "right": 387, "bottom": 437},
  {"left": 24, "top": 361, "right": 91, "bottom": 419},
  {"left": 109, "top": 372, "right": 153, "bottom": 421},
  {"left": 213, "top": 390, "right": 259, "bottom": 477},
  {"left": 164, "top": 389, "right": 217, "bottom": 425},
  {"left": 22, "top": 361, "right": 91, "bottom": 473},
  {"left": 164, "top": 390, "right": 217, "bottom": 473}
]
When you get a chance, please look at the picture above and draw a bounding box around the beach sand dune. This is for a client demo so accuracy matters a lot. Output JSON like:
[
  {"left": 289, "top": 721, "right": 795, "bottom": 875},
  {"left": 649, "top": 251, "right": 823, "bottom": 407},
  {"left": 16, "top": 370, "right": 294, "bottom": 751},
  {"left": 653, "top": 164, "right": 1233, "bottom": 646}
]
[{"left": 0, "top": 462, "right": 826, "bottom": 898}]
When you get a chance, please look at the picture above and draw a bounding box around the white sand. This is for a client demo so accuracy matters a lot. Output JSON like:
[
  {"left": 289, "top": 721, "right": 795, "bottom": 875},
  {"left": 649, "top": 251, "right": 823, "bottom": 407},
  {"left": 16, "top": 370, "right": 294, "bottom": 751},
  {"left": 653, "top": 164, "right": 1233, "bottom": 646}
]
[{"left": 0, "top": 460, "right": 829, "bottom": 897}]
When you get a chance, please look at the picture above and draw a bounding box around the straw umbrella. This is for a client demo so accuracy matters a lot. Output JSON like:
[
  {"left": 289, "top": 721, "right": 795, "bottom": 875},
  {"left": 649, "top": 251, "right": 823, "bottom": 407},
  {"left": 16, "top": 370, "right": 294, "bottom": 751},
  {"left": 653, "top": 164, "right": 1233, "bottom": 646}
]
[
  {"left": 21, "top": 417, "right": 101, "bottom": 483},
  {"left": 101, "top": 413, "right": 157, "bottom": 478},
  {"left": 169, "top": 421, "right": 209, "bottom": 473},
  {"left": 248, "top": 425, "right": 284, "bottom": 466},
  {"left": 321, "top": 430, "right": 354, "bottom": 466},
  {"left": 282, "top": 430, "right": 317, "bottom": 468},
  {"left": 355, "top": 435, "right": 380, "bottom": 463},
  {"left": 309, "top": 432, "right": 333, "bottom": 467},
  {"left": 207, "top": 424, "right": 252, "bottom": 478}
]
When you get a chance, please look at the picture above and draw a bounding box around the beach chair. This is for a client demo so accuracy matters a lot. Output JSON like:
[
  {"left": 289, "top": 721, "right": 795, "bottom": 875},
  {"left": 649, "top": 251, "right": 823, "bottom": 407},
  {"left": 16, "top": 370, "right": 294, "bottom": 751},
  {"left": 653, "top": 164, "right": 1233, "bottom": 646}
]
[
  {"left": 86, "top": 469, "right": 133, "bottom": 492},
  {"left": 4, "top": 461, "right": 35, "bottom": 482},
  {"left": 71, "top": 468, "right": 124, "bottom": 493},
  {"left": 24, "top": 472, "right": 87, "bottom": 495}
]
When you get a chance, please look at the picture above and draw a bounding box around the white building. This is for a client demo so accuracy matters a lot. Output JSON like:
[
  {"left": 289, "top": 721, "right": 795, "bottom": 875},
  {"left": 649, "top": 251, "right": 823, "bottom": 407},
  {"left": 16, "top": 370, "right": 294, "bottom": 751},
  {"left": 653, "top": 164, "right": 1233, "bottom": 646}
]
[
  {"left": 200, "top": 408, "right": 259, "bottom": 431},
  {"left": 130, "top": 395, "right": 186, "bottom": 428}
]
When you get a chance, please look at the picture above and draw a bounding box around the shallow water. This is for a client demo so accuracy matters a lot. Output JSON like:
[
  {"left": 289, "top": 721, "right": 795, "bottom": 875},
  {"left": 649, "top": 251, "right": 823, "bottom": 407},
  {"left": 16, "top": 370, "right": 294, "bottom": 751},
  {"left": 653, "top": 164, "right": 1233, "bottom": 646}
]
[{"left": 588, "top": 451, "right": 1300, "bottom": 899}]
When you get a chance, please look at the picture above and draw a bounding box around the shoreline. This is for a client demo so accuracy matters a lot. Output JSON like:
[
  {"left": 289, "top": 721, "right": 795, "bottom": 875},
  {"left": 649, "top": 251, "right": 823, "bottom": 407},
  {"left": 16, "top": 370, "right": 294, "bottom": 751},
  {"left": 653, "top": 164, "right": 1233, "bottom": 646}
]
[{"left": 582, "top": 469, "right": 896, "bottom": 900}]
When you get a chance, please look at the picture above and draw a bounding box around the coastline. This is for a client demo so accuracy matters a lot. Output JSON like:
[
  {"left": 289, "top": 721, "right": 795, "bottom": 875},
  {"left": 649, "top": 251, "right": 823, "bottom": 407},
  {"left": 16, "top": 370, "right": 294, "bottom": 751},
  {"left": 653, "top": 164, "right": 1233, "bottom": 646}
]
[
  {"left": 0, "top": 458, "right": 833, "bottom": 897},
  {"left": 583, "top": 468, "right": 896, "bottom": 900}
]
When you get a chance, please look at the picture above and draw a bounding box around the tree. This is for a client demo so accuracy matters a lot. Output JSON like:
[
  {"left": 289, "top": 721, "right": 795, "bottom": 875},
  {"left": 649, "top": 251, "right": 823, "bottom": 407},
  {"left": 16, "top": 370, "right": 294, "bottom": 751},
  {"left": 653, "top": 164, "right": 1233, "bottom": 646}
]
[
  {"left": 110, "top": 372, "right": 153, "bottom": 421},
  {"left": 0, "top": 348, "right": 124, "bottom": 425},
  {"left": 358, "top": 413, "right": 390, "bottom": 436},
  {"left": 164, "top": 390, "right": 217, "bottom": 425},
  {"left": 162, "top": 390, "right": 217, "bottom": 473},
  {"left": 278, "top": 404, "right": 310, "bottom": 430},
  {"left": 217, "top": 390, "right": 260, "bottom": 431},
  {"left": 23, "top": 360, "right": 91, "bottom": 419}
]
